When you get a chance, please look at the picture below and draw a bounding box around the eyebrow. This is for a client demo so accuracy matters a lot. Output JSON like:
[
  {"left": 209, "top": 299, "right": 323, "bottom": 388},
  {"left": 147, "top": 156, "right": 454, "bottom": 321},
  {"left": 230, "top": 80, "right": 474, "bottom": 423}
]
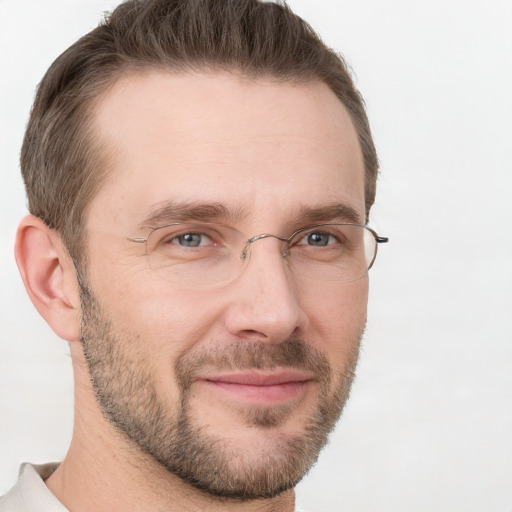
[
  {"left": 138, "top": 200, "right": 363, "bottom": 232},
  {"left": 292, "top": 203, "right": 363, "bottom": 225},
  {"left": 138, "top": 200, "right": 249, "bottom": 230}
]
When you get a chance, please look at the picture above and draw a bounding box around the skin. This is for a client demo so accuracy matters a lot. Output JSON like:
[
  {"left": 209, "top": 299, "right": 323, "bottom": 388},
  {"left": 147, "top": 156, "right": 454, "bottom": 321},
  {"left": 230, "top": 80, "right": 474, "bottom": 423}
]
[{"left": 15, "top": 71, "right": 368, "bottom": 512}]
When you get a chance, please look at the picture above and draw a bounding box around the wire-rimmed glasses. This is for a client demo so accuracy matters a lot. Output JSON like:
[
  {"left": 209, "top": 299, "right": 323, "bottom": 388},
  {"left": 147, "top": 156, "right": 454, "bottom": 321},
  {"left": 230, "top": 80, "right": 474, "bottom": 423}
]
[{"left": 128, "top": 222, "right": 388, "bottom": 288}]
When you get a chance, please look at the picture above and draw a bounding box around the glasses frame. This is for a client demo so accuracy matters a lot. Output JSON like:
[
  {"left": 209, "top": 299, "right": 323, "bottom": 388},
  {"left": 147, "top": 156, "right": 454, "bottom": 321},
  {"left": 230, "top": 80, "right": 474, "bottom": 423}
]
[
  {"left": 236, "top": 223, "right": 389, "bottom": 270},
  {"left": 128, "top": 222, "right": 388, "bottom": 284}
]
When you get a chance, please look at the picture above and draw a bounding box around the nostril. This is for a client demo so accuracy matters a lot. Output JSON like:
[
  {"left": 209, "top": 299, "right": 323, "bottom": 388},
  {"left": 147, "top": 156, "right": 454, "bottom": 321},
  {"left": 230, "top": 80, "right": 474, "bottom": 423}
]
[{"left": 237, "top": 329, "right": 269, "bottom": 341}]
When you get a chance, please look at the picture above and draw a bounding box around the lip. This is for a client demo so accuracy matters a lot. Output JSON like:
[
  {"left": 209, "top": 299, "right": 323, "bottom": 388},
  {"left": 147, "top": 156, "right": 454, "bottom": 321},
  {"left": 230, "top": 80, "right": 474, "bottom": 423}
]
[{"left": 198, "top": 370, "right": 314, "bottom": 403}]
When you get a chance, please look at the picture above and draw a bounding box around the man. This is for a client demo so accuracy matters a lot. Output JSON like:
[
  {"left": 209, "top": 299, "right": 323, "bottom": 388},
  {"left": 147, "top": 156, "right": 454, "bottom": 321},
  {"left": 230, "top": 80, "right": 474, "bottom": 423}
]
[{"left": 1, "top": 0, "right": 387, "bottom": 510}]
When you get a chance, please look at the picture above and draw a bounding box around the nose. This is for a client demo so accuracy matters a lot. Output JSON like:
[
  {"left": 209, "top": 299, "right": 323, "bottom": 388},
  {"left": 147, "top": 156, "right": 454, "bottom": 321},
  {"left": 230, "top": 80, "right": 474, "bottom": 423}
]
[{"left": 222, "top": 236, "right": 308, "bottom": 343}]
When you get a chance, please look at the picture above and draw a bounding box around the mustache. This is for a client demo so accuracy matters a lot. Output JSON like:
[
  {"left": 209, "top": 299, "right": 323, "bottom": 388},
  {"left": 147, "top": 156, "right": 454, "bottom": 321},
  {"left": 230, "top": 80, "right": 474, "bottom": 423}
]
[{"left": 174, "top": 337, "right": 333, "bottom": 391}]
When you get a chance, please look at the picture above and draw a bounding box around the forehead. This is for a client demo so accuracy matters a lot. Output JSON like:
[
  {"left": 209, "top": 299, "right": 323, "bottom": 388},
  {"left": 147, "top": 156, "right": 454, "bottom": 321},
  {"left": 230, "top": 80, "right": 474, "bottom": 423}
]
[{"left": 89, "top": 71, "right": 365, "bottom": 230}]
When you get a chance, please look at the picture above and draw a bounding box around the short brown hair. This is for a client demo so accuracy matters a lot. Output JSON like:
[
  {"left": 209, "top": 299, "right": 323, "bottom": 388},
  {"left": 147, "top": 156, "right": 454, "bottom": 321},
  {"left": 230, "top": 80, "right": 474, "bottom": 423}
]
[{"left": 21, "top": 0, "right": 378, "bottom": 262}]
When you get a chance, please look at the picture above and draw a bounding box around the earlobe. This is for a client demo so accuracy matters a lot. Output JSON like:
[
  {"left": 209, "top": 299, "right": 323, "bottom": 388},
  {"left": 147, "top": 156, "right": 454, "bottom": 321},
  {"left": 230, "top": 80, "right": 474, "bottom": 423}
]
[{"left": 15, "top": 215, "right": 81, "bottom": 342}]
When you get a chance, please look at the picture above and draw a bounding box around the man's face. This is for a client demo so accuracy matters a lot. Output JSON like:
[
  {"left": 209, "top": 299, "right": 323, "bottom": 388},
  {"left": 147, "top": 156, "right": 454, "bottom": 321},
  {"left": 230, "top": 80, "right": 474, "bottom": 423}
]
[{"left": 80, "top": 71, "right": 368, "bottom": 499}]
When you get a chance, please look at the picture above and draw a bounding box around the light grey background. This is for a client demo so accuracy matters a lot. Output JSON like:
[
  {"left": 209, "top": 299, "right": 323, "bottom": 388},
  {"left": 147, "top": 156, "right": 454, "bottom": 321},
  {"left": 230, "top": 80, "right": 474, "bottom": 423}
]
[{"left": 1, "top": 1, "right": 511, "bottom": 510}]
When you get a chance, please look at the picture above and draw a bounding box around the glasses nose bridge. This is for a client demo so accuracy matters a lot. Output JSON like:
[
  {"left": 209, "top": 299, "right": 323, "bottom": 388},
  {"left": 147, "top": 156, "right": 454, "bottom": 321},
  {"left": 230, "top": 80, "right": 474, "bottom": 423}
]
[{"left": 240, "top": 233, "right": 290, "bottom": 261}]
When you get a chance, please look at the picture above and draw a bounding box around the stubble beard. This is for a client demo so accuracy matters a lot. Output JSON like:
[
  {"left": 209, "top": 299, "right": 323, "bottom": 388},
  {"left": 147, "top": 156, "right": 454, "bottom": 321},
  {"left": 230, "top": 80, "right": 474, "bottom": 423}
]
[{"left": 78, "top": 279, "right": 362, "bottom": 501}]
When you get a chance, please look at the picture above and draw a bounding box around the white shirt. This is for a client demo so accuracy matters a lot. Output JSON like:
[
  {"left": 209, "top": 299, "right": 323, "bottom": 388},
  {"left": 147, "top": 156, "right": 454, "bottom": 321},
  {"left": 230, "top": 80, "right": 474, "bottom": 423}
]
[
  {"left": 0, "top": 463, "right": 309, "bottom": 511},
  {"left": 0, "top": 464, "right": 66, "bottom": 512}
]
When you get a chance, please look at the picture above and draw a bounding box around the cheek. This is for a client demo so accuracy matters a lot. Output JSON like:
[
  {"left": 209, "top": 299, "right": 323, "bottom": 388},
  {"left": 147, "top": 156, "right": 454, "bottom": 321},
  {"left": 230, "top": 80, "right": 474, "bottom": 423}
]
[
  {"left": 98, "top": 274, "right": 224, "bottom": 361},
  {"left": 88, "top": 279, "right": 225, "bottom": 405},
  {"left": 303, "top": 278, "right": 368, "bottom": 365}
]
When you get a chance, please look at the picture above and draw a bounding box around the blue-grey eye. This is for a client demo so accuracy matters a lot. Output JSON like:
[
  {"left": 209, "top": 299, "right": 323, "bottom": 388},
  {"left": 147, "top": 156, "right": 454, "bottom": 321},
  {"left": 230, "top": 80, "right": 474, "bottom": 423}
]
[
  {"left": 305, "top": 232, "right": 331, "bottom": 246},
  {"left": 174, "top": 233, "right": 205, "bottom": 247}
]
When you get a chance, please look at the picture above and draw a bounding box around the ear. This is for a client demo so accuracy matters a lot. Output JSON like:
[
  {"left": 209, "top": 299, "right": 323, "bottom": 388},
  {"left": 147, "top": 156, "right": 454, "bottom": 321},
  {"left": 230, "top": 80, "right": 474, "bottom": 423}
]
[{"left": 15, "top": 215, "right": 81, "bottom": 342}]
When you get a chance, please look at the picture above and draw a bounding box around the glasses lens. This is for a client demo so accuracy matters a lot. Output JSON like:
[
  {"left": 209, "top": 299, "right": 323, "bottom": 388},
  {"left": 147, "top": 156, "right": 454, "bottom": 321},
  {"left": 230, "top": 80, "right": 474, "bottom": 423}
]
[
  {"left": 145, "top": 223, "right": 244, "bottom": 287},
  {"left": 143, "top": 223, "right": 378, "bottom": 287},
  {"left": 288, "top": 224, "right": 377, "bottom": 282}
]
